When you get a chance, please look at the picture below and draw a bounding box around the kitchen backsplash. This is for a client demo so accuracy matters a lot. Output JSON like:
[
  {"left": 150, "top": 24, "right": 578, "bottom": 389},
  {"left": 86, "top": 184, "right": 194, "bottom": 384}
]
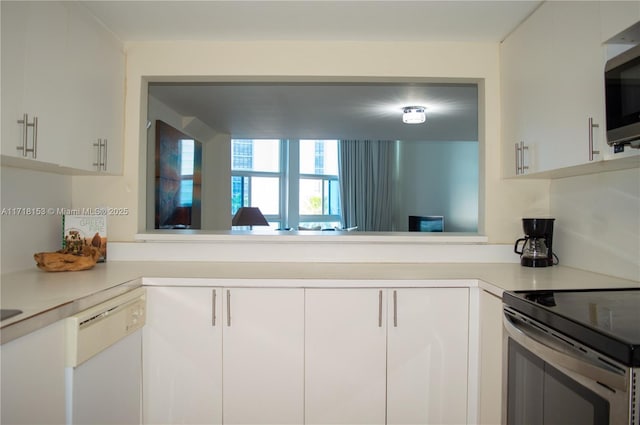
[
  {"left": 550, "top": 167, "right": 640, "bottom": 282},
  {"left": 1, "top": 166, "right": 72, "bottom": 274}
]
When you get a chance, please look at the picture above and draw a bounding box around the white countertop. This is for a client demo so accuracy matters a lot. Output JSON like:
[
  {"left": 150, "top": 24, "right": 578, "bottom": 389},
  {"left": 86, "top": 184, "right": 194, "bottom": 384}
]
[{"left": 2, "top": 261, "right": 639, "bottom": 343}]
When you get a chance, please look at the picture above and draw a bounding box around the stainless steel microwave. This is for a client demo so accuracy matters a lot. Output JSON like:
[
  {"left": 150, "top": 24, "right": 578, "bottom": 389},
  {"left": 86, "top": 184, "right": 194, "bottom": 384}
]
[{"left": 605, "top": 43, "right": 640, "bottom": 147}]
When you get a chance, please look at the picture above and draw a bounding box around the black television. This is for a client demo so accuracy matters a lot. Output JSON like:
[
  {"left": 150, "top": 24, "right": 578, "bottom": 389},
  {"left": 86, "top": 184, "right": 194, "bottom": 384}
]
[{"left": 408, "top": 215, "right": 444, "bottom": 232}]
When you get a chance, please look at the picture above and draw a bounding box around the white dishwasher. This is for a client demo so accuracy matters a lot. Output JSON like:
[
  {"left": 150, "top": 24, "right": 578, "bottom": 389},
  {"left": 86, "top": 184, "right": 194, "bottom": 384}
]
[{"left": 65, "top": 287, "right": 146, "bottom": 425}]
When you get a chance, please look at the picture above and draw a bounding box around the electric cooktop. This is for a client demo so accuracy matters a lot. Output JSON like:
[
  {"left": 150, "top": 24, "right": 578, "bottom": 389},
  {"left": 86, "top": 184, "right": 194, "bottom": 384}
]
[{"left": 503, "top": 288, "right": 640, "bottom": 367}]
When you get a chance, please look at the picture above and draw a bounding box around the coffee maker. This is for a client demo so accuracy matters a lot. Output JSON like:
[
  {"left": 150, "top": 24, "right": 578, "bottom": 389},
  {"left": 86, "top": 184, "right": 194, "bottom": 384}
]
[{"left": 514, "top": 218, "right": 556, "bottom": 267}]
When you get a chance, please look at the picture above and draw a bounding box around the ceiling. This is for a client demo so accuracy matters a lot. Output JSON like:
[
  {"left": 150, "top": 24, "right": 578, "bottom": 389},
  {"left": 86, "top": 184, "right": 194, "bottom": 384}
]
[
  {"left": 81, "top": 1, "right": 541, "bottom": 43},
  {"left": 149, "top": 82, "right": 479, "bottom": 141},
  {"left": 83, "top": 1, "right": 541, "bottom": 142}
]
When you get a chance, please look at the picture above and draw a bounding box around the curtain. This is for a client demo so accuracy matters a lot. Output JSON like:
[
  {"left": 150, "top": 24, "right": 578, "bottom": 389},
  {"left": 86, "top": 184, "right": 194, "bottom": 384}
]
[{"left": 338, "top": 140, "right": 396, "bottom": 231}]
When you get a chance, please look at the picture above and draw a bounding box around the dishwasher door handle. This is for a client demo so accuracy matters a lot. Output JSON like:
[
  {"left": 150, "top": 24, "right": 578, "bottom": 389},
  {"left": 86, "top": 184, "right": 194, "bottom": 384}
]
[{"left": 66, "top": 288, "right": 146, "bottom": 367}]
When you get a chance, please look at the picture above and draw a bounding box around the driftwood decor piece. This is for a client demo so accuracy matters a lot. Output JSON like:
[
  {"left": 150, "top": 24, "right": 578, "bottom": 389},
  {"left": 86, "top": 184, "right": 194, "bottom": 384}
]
[{"left": 34, "top": 246, "right": 102, "bottom": 272}]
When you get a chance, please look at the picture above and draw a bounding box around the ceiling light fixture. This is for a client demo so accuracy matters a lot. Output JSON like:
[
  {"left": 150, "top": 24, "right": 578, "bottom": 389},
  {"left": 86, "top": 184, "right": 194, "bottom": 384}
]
[{"left": 402, "top": 106, "right": 426, "bottom": 124}]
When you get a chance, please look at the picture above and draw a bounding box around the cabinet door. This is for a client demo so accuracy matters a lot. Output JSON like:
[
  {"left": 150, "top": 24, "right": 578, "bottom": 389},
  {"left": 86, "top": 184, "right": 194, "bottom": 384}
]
[
  {"left": 10, "top": 1, "right": 69, "bottom": 165},
  {"left": 501, "top": 2, "right": 554, "bottom": 177},
  {"left": 1, "top": 1, "right": 124, "bottom": 173},
  {"left": 0, "top": 320, "right": 66, "bottom": 424},
  {"left": 600, "top": 1, "right": 640, "bottom": 43},
  {"left": 305, "top": 288, "right": 387, "bottom": 425},
  {"left": 387, "top": 288, "right": 469, "bottom": 425},
  {"left": 1, "top": 1, "right": 28, "bottom": 159},
  {"left": 66, "top": 2, "right": 124, "bottom": 174},
  {"left": 478, "top": 289, "right": 504, "bottom": 425},
  {"left": 143, "top": 286, "right": 222, "bottom": 425},
  {"left": 540, "top": 1, "right": 605, "bottom": 172},
  {"left": 222, "top": 288, "right": 304, "bottom": 424},
  {"left": 502, "top": 2, "right": 606, "bottom": 176}
]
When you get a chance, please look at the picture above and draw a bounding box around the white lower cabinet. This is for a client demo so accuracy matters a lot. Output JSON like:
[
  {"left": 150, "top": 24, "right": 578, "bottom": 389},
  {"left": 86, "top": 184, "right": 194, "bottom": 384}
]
[
  {"left": 387, "top": 288, "right": 469, "bottom": 425},
  {"left": 478, "top": 289, "right": 504, "bottom": 425},
  {"left": 143, "top": 285, "right": 304, "bottom": 425},
  {"left": 305, "top": 288, "right": 388, "bottom": 424},
  {"left": 305, "top": 287, "right": 470, "bottom": 425},
  {"left": 222, "top": 287, "right": 304, "bottom": 424},
  {"left": 144, "top": 285, "right": 470, "bottom": 425},
  {"left": 143, "top": 286, "right": 223, "bottom": 424},
  {"left": 0, "top": 320, "right": 66, "bottom": 424}
]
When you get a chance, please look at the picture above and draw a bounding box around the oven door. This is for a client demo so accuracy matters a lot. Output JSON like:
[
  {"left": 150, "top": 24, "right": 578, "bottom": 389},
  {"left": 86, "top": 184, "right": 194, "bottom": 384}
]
[{"left": 502, "top": 307, "right": 633, "bottom": 425}]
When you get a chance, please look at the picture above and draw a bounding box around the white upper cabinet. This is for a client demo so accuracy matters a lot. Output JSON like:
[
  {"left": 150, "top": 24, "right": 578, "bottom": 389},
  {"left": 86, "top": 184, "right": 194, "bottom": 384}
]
[
  {"left": 502, "top": 1, "right": 607, "bottom": 177},
  {"left": 600, "top": 1, "right": 640, "bottom": 43},
  {"left": 1, "top": 1, "right": 69, "bottom": 166},
  {"left": 66, "top": 3, "right": 124, "bottom": 174},
  {"left": 1, "top": 1, "right": 124, "bottom": 174}
]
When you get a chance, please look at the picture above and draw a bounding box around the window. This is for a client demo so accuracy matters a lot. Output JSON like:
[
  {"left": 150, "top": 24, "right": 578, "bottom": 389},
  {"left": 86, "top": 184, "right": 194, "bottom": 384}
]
[
  {"left": 298, "top": 140, "right": 341, "bottom": 229},
  {"left": 231, "top": 139, "right": 281, "bottom": 226},
  {"left": 179, "top": 139, "right": 195, "bottom": 207},
  {"left": 231, "top": 139, "right": 341, "bottom": 229}
]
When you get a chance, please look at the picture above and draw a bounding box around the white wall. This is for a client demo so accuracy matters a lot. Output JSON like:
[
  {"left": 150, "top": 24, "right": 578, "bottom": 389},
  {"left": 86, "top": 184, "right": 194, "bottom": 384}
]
[
  {"left": 1, "top": 166, "right": 72, "bottom": 273},
  {"left": 396, "top": 141, "right": 478, "bottom": 232},
  {"left": 550, "top": 168, "right": 640, "bottom": 281},
  {"left": 71, "top": 40, "right": 550, "bottom": 243}
]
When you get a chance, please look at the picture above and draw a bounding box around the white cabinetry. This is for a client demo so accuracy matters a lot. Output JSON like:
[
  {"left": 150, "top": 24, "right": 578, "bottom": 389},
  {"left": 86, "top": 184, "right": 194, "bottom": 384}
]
[
  {"left": 145, "top": 284, "right": 470, "bottom": 425},
  {"left": 305, "top": 288, "right": 387, "bottom": 424},
  {"left": 305, "top": 287, "right": 469, "bottom": 425},
  {"left": 478, "top": 289, "right": 504, "bottom": 425},
  {"left": 501, "top": 2, "right": 607, "bottom": 177},
  {"left": 1, "top": 1, "right": 68, "bottom": 166},
  {"left": 65, "top": 3, "right": 125, "bottom": 174},
  {"left": 387, "top": 288, "right": 469, "bottom": 425},
  {"left": 0, "top": 1, "right": 124, "bottom": 174},
  {"left": 600, "top": 1, "right": 640, "bottom": 43},
  {"left": 143, "top": 286, "right": 304, "bottom": 425},
  {"left": 0, "top": 320, "right": 66, "bottom": 424},
  {"left": 223, "top": 287, "right": 304, "bottom": 424},
  {"left": 143, "top": 286, "right": 222, "bottom": 424}
]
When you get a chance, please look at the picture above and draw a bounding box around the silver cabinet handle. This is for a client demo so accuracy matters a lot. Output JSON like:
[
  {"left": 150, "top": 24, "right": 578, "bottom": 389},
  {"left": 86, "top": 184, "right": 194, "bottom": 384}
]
[
  {"left": 103, "top": 139, "right": 108, "bottom": 171},
  {"left": 212, "top": 289, "right": 217, "bottom": 326},
  {"left": 16, "top": 114, "right": 37, "bottom": 158},
  {"left": 93, "top": 139, "right": 102, "bottom": 170},
  {"left": 588, "top": 117, "right": 600, "bottom": 161},
  {"left": 519, "top": 141, "right": 528, "bottom": 174},
  {"left": 32, "top": 116, "right": 38, "bottom": 159},
  {"left": 17, "top": 113, "right": 28, "bottom": 157},
  {"left": 393, "top": 290, "right": 398, "bottom": 327},
  {"left": 226, "top": 290, "right": 231, "bottom": 327},
  {"left": 378, "top": 290, "right": 383, "bottom": 327},
  {"left": 515, "top": 142, "right": 528, "bottom": 175},
  {"left": 93, "top": 139, "right": 108, "bottom": 171}
]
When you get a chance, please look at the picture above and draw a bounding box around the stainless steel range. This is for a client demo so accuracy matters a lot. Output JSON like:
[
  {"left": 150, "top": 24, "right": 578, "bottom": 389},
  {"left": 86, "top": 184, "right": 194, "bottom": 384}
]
[{"left": 502, "top": 288, "right": 640, "bottom": 425}]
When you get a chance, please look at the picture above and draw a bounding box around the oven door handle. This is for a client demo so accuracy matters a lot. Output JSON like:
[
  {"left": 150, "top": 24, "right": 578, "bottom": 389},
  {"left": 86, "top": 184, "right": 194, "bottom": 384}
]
[{"left": 503, "top": 312, "right": 628, "bottom": 392}]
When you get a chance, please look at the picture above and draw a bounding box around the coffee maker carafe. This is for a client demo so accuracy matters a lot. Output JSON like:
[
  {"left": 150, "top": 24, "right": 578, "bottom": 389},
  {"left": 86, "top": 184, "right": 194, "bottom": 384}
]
[{"left": 514, "top": 218, "right": 556, "bottom": 267}]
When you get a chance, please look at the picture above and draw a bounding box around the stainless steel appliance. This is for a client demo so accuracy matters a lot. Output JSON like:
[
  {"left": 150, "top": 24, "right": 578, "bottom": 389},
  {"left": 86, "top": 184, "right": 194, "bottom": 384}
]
[
  {"left": 503, "top": 288, "right": 640, "bottom": 425},
  {"left": 605, "top": 43, "right": 640, "bottom": 148},
  {"left": 65, "top": 287, "right": 146, "bottom": 425},
  {"left": 514, "top": 218, "right": 556, "bottom": 267}
]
